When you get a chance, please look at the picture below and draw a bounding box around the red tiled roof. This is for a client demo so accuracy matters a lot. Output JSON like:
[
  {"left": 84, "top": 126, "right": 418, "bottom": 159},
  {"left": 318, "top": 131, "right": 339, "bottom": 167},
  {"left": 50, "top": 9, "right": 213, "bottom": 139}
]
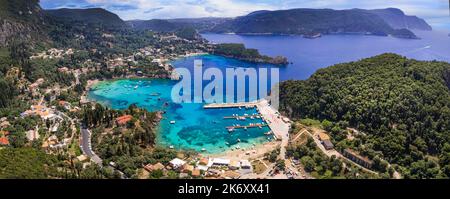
[
  {"left": 0, "top": 137, "right": 9, "bottom": 145},
  {"left": 116, "top": 115, "right": 133, "bottom": 125}
]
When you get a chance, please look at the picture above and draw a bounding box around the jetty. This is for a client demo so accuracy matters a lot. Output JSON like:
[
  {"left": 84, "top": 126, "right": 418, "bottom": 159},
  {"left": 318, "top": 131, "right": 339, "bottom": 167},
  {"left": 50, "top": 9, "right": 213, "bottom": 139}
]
[
  {"left": 203, "top": 102, "right": 258, "bottom": 109},
  {"left": 226, "top": 123, "right": 268, "bottom": 130},
  {"left": 223, "top": 114, "right": 262, "bottom": 119}
]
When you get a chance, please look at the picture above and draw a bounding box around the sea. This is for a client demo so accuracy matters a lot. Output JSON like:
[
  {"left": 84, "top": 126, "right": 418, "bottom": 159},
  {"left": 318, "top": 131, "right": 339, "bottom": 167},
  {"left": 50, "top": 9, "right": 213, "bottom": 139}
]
[{"left": 88, "top": 30, "right": 450, "bottom": 154}]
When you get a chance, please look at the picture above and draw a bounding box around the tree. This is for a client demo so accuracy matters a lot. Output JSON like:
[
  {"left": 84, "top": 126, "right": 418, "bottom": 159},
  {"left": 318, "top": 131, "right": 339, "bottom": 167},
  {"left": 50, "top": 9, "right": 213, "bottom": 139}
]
[
  {"left": 301, "top": 156, "right": 315, "bottom": 172},
  {"left": 275, "top": 159, "right": 286, "bottom": 171},
  {"left": 149, "top": 169, "right": 164, "bottom": 179}
]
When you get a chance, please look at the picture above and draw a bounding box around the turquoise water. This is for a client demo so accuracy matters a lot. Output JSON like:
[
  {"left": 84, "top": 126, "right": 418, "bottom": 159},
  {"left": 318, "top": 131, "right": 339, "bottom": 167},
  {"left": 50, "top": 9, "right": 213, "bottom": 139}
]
[
  {"left": 88, "top": 78, "right": 272, "bottom": 154},
  {"left": 89, "top": 31, "right": 450, "bottom": 154}
]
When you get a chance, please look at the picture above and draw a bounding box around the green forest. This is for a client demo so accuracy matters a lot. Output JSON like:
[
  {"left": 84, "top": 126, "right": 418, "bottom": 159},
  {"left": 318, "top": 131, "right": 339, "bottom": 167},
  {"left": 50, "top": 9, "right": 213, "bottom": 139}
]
[{"left": 280, "top": 53, "right": 450, "bottom": 178}]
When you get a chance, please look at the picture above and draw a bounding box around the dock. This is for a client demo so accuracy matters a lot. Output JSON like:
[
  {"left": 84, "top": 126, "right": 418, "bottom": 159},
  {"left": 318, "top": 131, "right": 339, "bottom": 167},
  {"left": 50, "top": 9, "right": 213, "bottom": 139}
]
[
  {"left": 223, "top": 114, "right": 262, "bottom": 119},
  {"left": 203, "top": 102, "right": 259, "bottom": 109},
  {"left": 226, "top": 124, "right": 268, "bottom": 129}
]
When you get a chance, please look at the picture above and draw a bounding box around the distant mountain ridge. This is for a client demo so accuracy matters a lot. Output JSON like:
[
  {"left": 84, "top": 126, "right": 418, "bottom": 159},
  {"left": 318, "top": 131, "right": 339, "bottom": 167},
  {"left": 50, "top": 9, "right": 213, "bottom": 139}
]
[
  {"left": 128, "top": 8, "right": 432, "bottom": 39},
  {"left": 127, "top": 17, "right": 231, "bottom": 32},
  {"left": 209, "top": 8, "right": 427, "bottom": 38},
  {"left": 366, "top": 8, "right": 432, "bottom": 31}
]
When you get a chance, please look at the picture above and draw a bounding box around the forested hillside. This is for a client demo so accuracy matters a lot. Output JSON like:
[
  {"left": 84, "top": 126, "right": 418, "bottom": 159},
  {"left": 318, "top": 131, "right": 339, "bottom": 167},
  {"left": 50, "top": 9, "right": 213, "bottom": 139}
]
[{"left": 280, "top": 54, "right": 450, "bottom": 178}]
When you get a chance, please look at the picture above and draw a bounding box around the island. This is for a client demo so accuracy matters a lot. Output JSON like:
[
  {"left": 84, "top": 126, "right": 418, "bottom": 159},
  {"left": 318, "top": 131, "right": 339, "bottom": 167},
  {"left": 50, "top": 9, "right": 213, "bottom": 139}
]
[{"left": 211, "top": 43, "right": 289, "bottom": 65}]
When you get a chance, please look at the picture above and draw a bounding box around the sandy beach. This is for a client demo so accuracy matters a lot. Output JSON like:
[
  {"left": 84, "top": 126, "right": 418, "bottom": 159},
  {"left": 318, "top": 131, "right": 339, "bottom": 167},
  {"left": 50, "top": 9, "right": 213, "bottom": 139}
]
[{"left": 208, "top": 141, "right": 280, "bottom": 161}]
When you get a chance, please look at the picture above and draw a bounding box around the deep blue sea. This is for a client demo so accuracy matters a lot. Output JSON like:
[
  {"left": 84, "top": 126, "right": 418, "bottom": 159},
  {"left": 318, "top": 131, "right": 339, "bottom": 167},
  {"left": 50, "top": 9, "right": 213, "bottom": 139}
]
[
  {"left": 89, "top": 31, "right": 450, "bottom": 154},
  {"left": 202, "top": 30, "right": 450, "bottom": 80}
]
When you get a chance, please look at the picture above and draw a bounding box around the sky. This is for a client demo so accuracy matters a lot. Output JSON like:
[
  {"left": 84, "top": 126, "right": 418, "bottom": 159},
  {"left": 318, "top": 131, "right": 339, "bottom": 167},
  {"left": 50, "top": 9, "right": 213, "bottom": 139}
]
[{"left": 40, "top": 0, "right": 450, "bottom": 31}]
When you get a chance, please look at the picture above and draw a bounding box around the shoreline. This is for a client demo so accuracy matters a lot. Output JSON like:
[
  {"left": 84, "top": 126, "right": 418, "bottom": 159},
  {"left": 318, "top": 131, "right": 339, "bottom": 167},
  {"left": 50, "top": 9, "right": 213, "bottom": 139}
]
[{"left": 81, "top": 54, "right": 291, "bottom": 159}]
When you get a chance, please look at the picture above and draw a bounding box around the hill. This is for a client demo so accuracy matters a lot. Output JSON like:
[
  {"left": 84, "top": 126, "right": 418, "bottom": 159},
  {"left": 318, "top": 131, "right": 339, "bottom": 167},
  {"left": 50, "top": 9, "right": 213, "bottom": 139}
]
[
  {"left": 46, "top": 8, "right": 126, "bottom": 28},
  {"left": 211, "top": 8, "right": 421, "bottom": 39},
  {"left": 127, "top": 17, "right": 231, "bottom": 32},
  {"left": 127, "top": 19, "right": 178, "bottom": 32},
  {"left": 0, "top": 0, "right": 49, "bottom": 46},
  {"left": 279, "top": 54, "right": 450, "bottom": 178}
]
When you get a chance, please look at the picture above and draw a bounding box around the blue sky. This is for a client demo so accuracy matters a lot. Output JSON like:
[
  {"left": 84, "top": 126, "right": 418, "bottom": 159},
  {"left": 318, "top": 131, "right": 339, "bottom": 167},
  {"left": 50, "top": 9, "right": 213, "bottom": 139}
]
[{"left": 40, "top": 0, "right": 450, "bottom": 31}]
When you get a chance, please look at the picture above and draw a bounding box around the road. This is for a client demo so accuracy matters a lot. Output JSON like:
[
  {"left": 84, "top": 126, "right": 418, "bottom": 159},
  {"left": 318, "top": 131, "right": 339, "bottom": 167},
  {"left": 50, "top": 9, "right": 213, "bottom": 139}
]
[
  {"left": 304, "top": 128, "right": 379, "bottom": 175},
  {"left": 80, "top": 127, "right": 102, "bottom": 165}
]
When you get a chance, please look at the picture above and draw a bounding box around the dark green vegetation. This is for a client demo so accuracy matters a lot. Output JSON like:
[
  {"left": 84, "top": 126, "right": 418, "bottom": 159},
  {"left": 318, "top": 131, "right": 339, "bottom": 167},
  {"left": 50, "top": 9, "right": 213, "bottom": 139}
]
[
  {"left": 46, "top": 8, "right": 126, "bottom": 28},
  {"left": 286, "top": 137, "right": 381, "bottom": 179},
  {"left": 127, "top": 17, "right": 231, "bottom": 33},
  {"left": 280, "top": 54, "right": 450, "bottom": 178},
  {"left": 0, "top": 147, "right": 58, "bottom": 179},
  {"left": 84, "top": 104, "right": 193, "bottom": 178},
  {"left": 213, "top": 43, "right": 288, "bottom": 65}
]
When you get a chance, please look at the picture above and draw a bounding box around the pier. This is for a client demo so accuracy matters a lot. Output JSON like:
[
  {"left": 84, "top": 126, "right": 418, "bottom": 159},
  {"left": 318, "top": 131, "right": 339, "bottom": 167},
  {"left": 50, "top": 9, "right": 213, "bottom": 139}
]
[
  {"left": 223, "top": 114, "right": 262, "bottom": 119},
  {"left": 203, "top": 102, "right": 259, "bottom": 109},
  {"left": 226, "top": 124, "right": 268, "bottom": 130}
]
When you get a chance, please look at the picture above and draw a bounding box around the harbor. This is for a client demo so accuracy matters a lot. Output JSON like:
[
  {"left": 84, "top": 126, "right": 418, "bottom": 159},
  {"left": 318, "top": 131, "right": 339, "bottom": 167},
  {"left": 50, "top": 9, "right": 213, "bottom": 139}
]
[{"left": 205, "top": 100, "right": 290, "bottom": 142}]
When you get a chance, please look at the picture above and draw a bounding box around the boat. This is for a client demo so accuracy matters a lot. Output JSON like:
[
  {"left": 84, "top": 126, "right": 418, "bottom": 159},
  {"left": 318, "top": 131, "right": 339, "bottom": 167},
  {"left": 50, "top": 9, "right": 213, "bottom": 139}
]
[
  {"left": 225, "top": 142, "right": 230, "bottom": 145},
  {"left": 264, "top": 131, "right": 272, "bottom": 135},
  {"left": 244, "top": 127, "right": 248, "bottom": 131},
  {"left": 228, "top": 128, "right": 234, "bottom": 133},
  {"left": 237, "top": 138, "right": 241, "bottom": 142},
  {"left": 201, "top": 148, "right": 206, "bottom": 152},
  {"left": 134, "top": 86, "right": 138, "bottom": 90},
  {"left": 170, "top": 121, "right": 176, "bottom": 124},
  {"left": 169, "top": 145, "right": 174, "bottom": 149},
  {"left": 236, "top": 145, "right": 240, "bottom": 149}
]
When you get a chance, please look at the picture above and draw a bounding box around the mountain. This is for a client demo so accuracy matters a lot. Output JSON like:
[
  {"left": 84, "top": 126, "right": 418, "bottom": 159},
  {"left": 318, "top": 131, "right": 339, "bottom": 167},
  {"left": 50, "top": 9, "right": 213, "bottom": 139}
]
[
  {"left": 367, "top": 8, "right": 432, "bottom": 31},
  {"left": 127, "top": 19, "right": 178, "bottom": 32},
  {"left": 127, "top": 17, "right": 231, "bottom": 32},
  {"left": 279, "top": 53, "right": 450, "bottom": 178},
  {"left": 0, "top": 0, "right": 49, "bottom": 46},
  {"left": 210, "top": 8, "right": 421, "bottom": 39},
  {"left": 46, "top": 8, "right": 126, "bottom": 28}
]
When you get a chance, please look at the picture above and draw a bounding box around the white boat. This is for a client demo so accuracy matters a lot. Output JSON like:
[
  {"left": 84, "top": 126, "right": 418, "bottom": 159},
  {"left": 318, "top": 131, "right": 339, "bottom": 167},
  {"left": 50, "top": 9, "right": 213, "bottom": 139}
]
[
  {"left": 169, "top": 145, "right": 174, "bottom": 149},
  {"left": 170, "top": 121, "right": 176, "bottom": 124},
  {"left": 237, "top": 138, "right": 241, "bottom": 142},
  {"left": 228, "top": 128, "right": 234, "bottom": 133},
  {"left": 201, "top": 148, "right": 206, "bottom": 152}
]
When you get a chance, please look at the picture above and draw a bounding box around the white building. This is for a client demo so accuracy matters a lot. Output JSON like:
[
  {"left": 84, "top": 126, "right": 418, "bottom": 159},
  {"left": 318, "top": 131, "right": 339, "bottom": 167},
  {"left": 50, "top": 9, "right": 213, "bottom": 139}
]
[
  {"left": 211, "top": 158, "right": 230, "bottom": 166},
  {"left": 170, "top": 158, "right": 186, "bottom": 169}
]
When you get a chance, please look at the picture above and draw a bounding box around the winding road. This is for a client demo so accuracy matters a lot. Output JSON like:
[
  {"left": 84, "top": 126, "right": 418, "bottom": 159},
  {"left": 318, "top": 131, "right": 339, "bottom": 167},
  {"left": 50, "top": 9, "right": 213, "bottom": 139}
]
[{"left": 80, "top": 126, "right": 102, "bottom": 165}]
